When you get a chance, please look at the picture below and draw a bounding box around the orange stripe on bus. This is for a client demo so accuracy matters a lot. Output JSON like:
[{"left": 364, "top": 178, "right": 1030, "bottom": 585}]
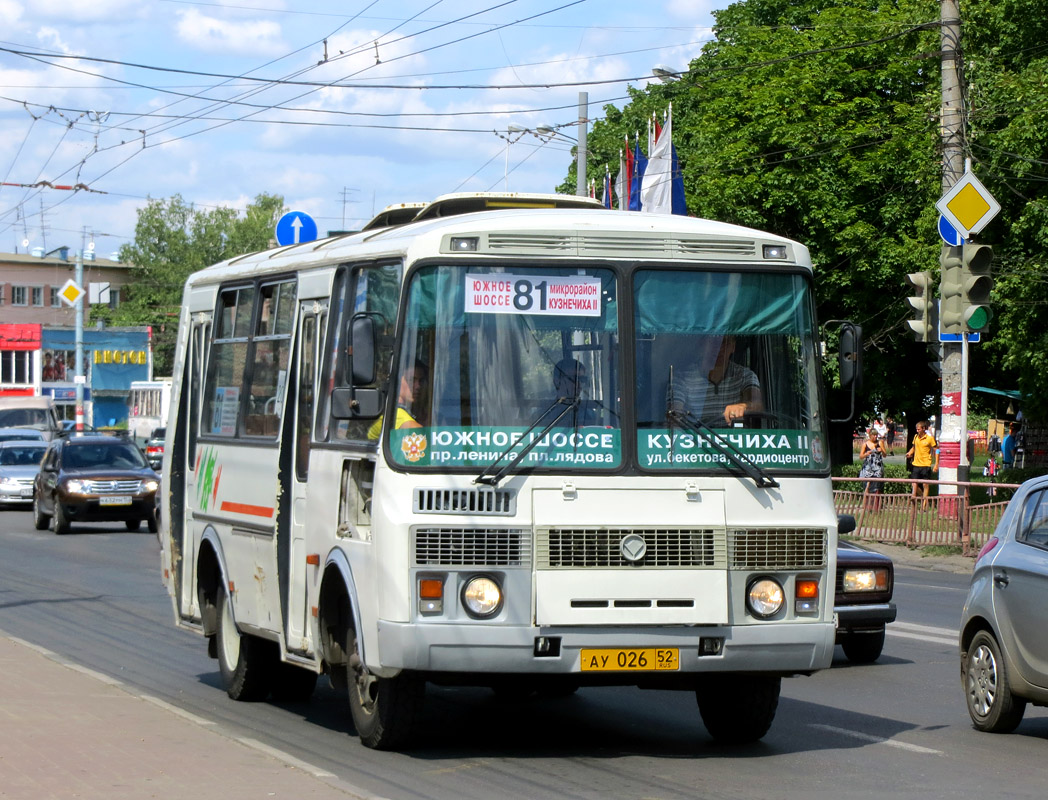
[{"left": 219, "top": 501, "right": 275, "bottom": 518}]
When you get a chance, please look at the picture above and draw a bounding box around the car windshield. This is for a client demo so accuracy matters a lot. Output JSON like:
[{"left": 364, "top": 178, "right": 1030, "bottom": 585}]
[
  {"left": 0, "top": 446, "right": 45, "bottom": 466},
  {"left": 64, "top": 442, "right": 148, "bottom": 470},
  {"left": 0, "top": 409, "right": 51, "bottom": 428}
]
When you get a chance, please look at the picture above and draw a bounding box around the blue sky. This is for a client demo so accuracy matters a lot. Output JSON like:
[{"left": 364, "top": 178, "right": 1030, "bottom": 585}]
[{"left": 0, "top": 0, "right": 718, "bottom": 257}]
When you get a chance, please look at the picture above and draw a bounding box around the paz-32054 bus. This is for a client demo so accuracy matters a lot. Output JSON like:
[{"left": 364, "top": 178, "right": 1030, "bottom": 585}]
[{"left": 160, "top": 193, "right": 855, "bottom": 749}]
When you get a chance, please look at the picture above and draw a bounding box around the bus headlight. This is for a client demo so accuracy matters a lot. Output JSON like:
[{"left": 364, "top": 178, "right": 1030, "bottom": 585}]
[
  {"left": 461, "top": 575, "right": 503, "bottom": 618},
  {"left": 746, "top": 577, "right": 784, "bottom": 618}
]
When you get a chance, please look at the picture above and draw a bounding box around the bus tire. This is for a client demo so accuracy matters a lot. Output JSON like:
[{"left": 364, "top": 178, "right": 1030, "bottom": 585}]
[
  {"left": 216, "top": 588, "right": 274, "bottom": 701},
  {"left": 696, "top": 675, "right": 780, "bottom": 744},
  {"left": 271, "top": 663, "right": 318, "bottom": 703},
  {"left": 346, "top": 629, "right": 423, "bottom": 750},
  {"left": 33, "top": 495, "right": 50, "bottom": 530}
]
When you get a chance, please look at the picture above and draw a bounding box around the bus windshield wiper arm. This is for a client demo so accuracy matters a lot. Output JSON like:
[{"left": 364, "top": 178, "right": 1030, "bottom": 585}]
[
  {"left": 665, "top": 406, "right": 780, "bottom": 489},
  {"left": 474, "top": 396, "right": 581, "bottom": 487}
]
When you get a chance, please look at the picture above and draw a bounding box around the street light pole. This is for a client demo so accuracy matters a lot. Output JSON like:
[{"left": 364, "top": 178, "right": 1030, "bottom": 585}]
[
  {"left": 576, "top": 92, "right": 588, "bottom": 197},
  {"left": 75, "top": 231, "right": 85, "bottom": 433}
]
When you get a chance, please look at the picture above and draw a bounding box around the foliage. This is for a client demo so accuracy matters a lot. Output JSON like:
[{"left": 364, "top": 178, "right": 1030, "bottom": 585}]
[
  {"left": 833, "top": 462, "right": 911, "bottom": 493},
  {"left": 95, "top": 193, "right": 285, "bottom": 374},
  {"left": 564, "top": 0, "right": 1048, "bottom": 424}
]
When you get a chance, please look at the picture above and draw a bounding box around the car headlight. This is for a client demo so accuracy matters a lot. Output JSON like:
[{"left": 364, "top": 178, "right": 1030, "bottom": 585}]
[
  {"left": 63, "top": 479, "right": 89, "bottom": 495},
  {"left": 746, "top": 577, "right": 784, "bottom": 618},
  {"left": 843, "top": 568, "right": 889, "bottom": 593},
  {"left": 0, "top": 477, "right": 19, "bottom": 487},
  {"left": 461, "top": 575, "right": 503, "bottom": 618},
  {"left": 141, "top": 479, "right": 159, "bottom": 493}
]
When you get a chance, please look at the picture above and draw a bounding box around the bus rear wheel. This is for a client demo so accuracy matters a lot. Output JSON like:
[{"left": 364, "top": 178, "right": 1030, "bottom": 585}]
[
  {"left": 216, "top": 587, "right": 274, "bottom": 701},
  {"left": 696, "top": 675, "right": 780, "bottom": 744},
  {"left": 346, "top": 628, "right": 423, "bottom": 750}
]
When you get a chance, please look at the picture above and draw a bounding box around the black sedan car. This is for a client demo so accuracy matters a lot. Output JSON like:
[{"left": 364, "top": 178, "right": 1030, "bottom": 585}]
[
  {"left": 33, "top": 433, "right": 160, "bottom": 534},
  {"left": 835, "top": 537, "right": 897, "bottom": 663}
]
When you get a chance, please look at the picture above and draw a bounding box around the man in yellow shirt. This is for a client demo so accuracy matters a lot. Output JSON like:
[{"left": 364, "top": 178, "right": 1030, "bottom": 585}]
[{"left": 905, "top": 419, "right": 939, "bottom": 508}]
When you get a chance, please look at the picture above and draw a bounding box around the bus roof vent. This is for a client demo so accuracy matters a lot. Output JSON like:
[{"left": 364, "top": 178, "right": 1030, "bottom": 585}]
[
  {"left": 486, "top": 233, "right": 575, "bottom": 253},
  {"left": 677, "top": 237, "right": 757, "bottom": 257},
  {"left": 414, "top": 487, "right": 517, "bottom": 516}
]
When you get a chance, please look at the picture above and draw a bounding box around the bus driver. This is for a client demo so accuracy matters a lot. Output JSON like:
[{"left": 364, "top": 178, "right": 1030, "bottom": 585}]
[{"left": 667, "top": 335, "right": 763, "bottom": 427}]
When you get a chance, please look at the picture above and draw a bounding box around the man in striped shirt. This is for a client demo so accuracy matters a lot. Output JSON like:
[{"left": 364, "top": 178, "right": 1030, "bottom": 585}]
[{"left": 667, "top": 335, "right": 763, "bottom": 427}]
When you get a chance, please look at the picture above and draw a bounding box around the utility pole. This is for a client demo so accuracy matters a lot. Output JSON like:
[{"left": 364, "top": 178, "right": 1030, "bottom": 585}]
[
  {"left": 75, "top": 227, "right": 86, "bottom": 433},
  {"left": 576, "top": 92, "right": 588, "bottom": 196},
  {"left": 939, "top": 0, "right": 965, "bottom": 491}
]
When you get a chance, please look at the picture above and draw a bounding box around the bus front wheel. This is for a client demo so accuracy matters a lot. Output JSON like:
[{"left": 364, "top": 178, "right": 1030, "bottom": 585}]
[
  {"left": 216, "top": 588, "right": 274, "bottom": 701},
  {"left": 346, "top": 628, "right": 423, "bottom": 750},
  {"left": 696, "top": 675, "right": 780, "bottom": 744}
]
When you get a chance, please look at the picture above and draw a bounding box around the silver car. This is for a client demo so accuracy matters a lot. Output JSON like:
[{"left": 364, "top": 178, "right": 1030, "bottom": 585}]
[
  {"left": 0, "top": 440, "right": 47, "bottom": 506},
  {"left": 960, "top": 475, "right": 1048, "bottom": 732}
]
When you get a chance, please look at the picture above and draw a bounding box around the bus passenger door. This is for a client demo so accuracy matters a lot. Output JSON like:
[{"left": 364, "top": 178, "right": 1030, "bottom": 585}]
[
  {"left": 285, "top": 302, "right": 324, "bottom": 653},
  {"left": 179, "top": 316, "right": 210, "bottom": 620}
]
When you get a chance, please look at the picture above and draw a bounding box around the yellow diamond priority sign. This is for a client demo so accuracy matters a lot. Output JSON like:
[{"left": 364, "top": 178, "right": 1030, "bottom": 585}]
[
  {"left": 936, "top": 171, "right": 1000, "bottom": 237},
  {"left": 59, "top": 279, "right": 84, "bottom": 307}
]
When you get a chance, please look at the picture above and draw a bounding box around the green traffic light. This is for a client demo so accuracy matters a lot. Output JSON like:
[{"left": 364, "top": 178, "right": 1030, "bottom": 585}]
[{"left": 966, "top": 305, "right": 992, "bottom": 331}]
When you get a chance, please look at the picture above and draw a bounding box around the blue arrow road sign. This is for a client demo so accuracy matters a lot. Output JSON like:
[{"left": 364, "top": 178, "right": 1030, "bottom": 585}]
[
  {"left": 275, "top": 211, "right": 318, "bottom": 246},
  {"left": 938, "top": 214, "right": 963, "bottom": 247}
]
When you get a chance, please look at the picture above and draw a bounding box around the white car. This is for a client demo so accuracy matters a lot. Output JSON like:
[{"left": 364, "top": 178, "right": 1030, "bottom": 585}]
[{"left": 0, "top": 440, "right": 47, "bottom": 506}]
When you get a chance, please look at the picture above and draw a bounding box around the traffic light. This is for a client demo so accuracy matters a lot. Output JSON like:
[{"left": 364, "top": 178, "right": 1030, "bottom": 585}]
[
  {"left": 960, "top": 242, "right": 993, "bottom": 332},
  {"left": 939, "top": 245, "right": 965, "bottom": 335},
  {"left": 941, "top": 243, "right": 994, "bottom": 334},
  {"left": 905, "top": 270, "right": 938, "bottom": 342}
]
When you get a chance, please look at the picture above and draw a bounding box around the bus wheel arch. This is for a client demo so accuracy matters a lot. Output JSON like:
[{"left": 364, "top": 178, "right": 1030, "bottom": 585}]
[
  {"left": 317, "top": 562, "right": 354, "bottom": 691},
  {"left": 196, "top": 534, "right": 224, "bottom": 639}
]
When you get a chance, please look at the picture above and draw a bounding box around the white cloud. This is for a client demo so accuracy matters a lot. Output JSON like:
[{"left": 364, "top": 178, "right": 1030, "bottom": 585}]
[
  {"left": 28, "top": 0, "right": 145, "bottom": 24},
  {"left": 665, "top": 0, "right": 720, "bottom": 21},
  {"left": 176, "top": 9, "right": 285, "bottom": 56}
]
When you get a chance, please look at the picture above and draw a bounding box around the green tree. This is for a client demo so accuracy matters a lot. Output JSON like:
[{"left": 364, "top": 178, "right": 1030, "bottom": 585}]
[
  {"left": 566, "top": 0, "right": 1048, "bottom": 423},
  {"left": 96, "top": 193, "right": 284, "bottom": 374}
]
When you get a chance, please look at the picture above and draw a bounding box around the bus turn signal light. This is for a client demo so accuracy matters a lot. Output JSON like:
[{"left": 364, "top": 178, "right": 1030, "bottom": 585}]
[
  {"left": 419, "top": 578, "right": 444, "bottom": 616},
  {"left": 795, "top": 579, "right": 819, "bottom": 614}
]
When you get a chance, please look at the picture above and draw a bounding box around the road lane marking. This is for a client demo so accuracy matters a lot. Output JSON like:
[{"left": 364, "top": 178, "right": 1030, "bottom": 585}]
[
  {"left": 895, "top": 581, "right": 966, "bottom": 592},
  {"left": 888, "top": 621, "right": 957, "bottom": 647},
  {"left": 810, "top": 724, "right": 943, "bottom": 755}
]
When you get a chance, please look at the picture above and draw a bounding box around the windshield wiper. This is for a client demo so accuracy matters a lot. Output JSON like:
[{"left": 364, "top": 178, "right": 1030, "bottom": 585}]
[
  {"left": 474, "top": 395, "right": 581, "bottom": 487},
  {"left": 665, "top": 367, "right": 779, "bottom": 489}
]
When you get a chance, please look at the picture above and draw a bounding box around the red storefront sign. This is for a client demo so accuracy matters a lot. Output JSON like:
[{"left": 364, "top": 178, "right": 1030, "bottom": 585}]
[{"left": 0, "top": 323, "right": 41, "bottom": 350}]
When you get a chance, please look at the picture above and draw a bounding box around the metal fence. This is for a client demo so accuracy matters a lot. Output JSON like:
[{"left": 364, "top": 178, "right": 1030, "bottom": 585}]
[{"left": 832, "top": 477, "right": 1021, "bottom": 556}]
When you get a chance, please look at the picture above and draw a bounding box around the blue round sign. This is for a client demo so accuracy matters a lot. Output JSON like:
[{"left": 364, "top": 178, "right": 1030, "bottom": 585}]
[
  {"left": 938, "top": 214, "right": 963, "bottom": 247},
  {"left": 275, "top": 211, "right": 318, "bottom": 246}
]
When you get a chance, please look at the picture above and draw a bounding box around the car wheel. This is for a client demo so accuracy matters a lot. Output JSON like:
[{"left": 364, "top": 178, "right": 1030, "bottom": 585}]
[
  {"left": 147, "top": 514, "right": 158, "bottom": 534},
  {"left": 125, "top": 519, "right": 142, "bottom": 532},
  {"left": 33, "top": 494, "right": 50, "bottom": 530},
  {"left": 841, "top": 628, "right": 886, "bottom": 664},
  {"left": 346, "top": 625, "right": 423, "bottom": 749},
  {"left": 51, "top": 497, "right": 71, "bottom": 535},
  {"left": 216, "top": 587, "right": 274, "bottom": 701},
  {"left": 696, "top": 675, "right": 780, "bottom": 744},
  {"left": 964, "top": 629, "right": 1027, "bottom": 733}
]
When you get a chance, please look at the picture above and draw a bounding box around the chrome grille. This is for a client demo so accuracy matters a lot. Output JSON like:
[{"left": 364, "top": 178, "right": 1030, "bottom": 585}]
[
  {"left": 728, "top": 528, "right": 826, "bottom": 570},
  {"left": 414, "top": 487, "right": 516, "bottom": 516},
  {"left": 537, "top": 528, "right": 724, "bottom": 568},
  {"left": 85, "top": 479, "right": 142, "bottom": 494},
  {"left": 414, "top": 527, "right": 531, "bottom": 567}
]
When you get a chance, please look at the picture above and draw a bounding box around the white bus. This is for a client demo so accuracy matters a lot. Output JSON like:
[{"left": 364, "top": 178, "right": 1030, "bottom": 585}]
[
  {"left": 128, "top": 379, "right": 172, "bottom": 441},
  {"left": 161, "top": 193, "right": 858, "bottom": 749}
]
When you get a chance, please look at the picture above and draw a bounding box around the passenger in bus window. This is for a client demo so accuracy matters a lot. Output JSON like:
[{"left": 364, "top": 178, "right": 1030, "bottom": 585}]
[
  {"left": 667, "top": 335, "right": 763, "bottom": 426},
  {"left": 367, "top": 360, "right": 428, "bottom": 439}
]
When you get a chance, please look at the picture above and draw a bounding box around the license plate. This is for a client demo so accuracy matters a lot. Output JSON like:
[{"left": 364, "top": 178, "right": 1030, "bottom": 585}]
[
  {"left": 99, "top": 496, "right": 132, "bottom": 506},
  {"left": 580, "top": 648, "right": 679, "bottom": 672},
  {"left": 20, "top": 488, "right": 32, "bottom": 497}
]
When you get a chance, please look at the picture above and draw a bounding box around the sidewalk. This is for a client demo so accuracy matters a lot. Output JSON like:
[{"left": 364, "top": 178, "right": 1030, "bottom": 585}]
[{"left": 0, "top": 634, "right": 371, "bottom": 800}]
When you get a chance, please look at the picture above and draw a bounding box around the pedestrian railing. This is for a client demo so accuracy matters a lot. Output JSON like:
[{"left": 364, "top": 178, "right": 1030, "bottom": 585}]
[{"left": 832, "top": 477, "right": 1020, "bottom": 556}]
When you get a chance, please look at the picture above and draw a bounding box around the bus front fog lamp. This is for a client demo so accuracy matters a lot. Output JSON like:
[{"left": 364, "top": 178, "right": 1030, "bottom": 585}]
[
  {"left": 462, "top": 575, "right": 503, "bottom": 618},
  {"left": 746, "top": 577, "right": 784, "bottom": 618}
]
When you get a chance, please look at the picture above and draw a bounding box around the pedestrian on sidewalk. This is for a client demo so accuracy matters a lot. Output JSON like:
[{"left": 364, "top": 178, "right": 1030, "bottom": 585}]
[
  {"left": 885, "top": 416, "right": 897, "bottom": 455},
  {"left": 905, "top": 420, "right": 938, "bottom": 510},
  {"left": 858, "top": 427, "right": 888, "bottom": 510}
]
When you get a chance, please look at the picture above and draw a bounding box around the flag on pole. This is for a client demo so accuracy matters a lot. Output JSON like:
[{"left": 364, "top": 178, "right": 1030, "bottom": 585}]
[
  {"left": 602, "top": 168, "right": 612, "bottom": 209},
  {"left": 640, "top": 105, "right": 686, "bottom": 215},
  {"left": 615, "top": 150, "right": 626, "bottom": 210},
  {"left": 628, "top": 134, "right": 647, "bottom": 211},
  {"left": 623, "top": 138, "right": 634, "bottom": 210}
]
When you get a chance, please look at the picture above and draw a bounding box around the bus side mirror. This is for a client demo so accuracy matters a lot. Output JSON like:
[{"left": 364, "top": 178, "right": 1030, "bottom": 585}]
[
  {"left": 349, "top": 314, "right": 376, "bottom": 386},
  {"left": 839, "top": 322, "right": 863, "bottom": 392}
]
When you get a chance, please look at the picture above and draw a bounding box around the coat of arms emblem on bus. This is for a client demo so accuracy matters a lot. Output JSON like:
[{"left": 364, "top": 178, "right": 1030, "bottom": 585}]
[{"left": 400, "top": 432, "right": 427, "bottom": 463}]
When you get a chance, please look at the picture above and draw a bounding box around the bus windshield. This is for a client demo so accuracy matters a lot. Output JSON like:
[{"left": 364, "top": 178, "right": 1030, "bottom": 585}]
[
  {"left": 391, "top": 264, "right": 621, "bottom": 470},
  {"left": 388, "top": 263, "right": 828, "bottom": 474}
]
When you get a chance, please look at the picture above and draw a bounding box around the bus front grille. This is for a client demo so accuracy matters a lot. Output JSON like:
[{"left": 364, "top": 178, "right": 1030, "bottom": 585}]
[
  {"left": 728, "top": 528, "right": 827, "bottom": 570},
  {"left": 414, "top": 527, "right": 531, "bottom": 567},
  {"left": 537, "top": 528, "right": 724, "bottom": 569}
]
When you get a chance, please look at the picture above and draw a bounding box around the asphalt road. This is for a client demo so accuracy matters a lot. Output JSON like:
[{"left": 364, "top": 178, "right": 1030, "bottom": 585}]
[{"left": 2, "top": 509, "right": 1047, "bottom": 800}]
